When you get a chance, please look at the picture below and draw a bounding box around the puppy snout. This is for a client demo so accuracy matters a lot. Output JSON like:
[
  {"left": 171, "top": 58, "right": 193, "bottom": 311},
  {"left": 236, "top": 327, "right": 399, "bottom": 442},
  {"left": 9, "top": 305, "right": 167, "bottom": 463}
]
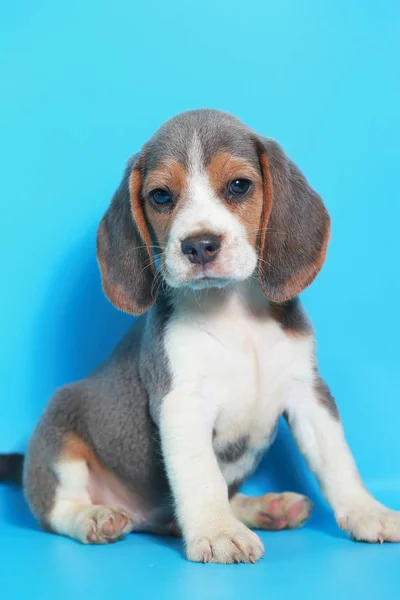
[{"left": 181, "top": 234, "right": 221, "bottom": 265}]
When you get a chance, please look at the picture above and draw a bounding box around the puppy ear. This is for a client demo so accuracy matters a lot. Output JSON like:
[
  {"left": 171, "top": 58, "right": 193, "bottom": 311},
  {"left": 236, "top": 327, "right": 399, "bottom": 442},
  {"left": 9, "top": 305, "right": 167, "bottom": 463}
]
[
  {"left": 257, "top": 138, "right": 331, "bottom": 302},
  {"left": 96, "top": 155, "right": 157, "bottom": 315}
]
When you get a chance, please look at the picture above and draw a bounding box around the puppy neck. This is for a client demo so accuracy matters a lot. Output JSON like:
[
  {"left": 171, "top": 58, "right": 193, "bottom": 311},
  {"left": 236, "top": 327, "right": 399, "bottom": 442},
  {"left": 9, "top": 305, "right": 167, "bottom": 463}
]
[{"left": 167, "top": 278, "right": 270, "bottom": 318}]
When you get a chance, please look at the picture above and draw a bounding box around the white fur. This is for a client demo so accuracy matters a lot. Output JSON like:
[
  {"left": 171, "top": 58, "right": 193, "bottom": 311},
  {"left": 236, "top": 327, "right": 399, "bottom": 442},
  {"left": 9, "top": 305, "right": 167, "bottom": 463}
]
[
  {"left": 159, "top": 283, "right": 313, "bottom": 560},
  {"left": 285, "top": 384, "right": 400, "bottom": 541},
  {"left": 49, "top": 460, "right": 93, "bottom": 540},
  {"left": 164, "top": 133, "right": 257, "bottom": 289}
]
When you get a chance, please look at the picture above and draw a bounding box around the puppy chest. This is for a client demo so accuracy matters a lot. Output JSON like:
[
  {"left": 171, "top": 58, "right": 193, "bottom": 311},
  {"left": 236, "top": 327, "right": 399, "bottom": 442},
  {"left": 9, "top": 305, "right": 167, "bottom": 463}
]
[
  {"left": 164, "top": 308, "right": 313, "bottom": 483},
  {"left": 166, "top": 311, "right": 312, "bottom": 409}
]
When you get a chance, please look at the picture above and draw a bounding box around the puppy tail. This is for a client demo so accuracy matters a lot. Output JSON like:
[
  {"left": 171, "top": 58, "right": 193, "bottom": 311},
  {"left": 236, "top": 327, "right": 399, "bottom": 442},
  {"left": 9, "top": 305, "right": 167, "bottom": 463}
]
[{"left": 0, "top": 453, "right": 24, "bottom": 486}]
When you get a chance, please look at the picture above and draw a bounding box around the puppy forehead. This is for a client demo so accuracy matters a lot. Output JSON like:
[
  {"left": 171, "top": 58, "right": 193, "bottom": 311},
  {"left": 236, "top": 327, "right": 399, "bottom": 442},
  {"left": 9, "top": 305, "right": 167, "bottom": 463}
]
[{"left": 141, "top": 109, "right": 260, "bottom": 174}]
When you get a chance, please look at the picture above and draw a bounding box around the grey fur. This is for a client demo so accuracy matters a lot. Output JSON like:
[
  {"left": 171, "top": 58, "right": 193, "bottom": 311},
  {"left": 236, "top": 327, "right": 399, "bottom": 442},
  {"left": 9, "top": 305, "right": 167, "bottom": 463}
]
[
  {"left": 216, "top": 436, "right": 249, "bottom": 463},
  {"left": 24, "top": 385, "right": 81, "bottom": 529},
  {"left": 140, "top": 292, "right": 173, "bottom": 425},
  {"left": 314, "top": 374, "right": 340, "bottom": 420},
  {"left": 24, "top": 304, "right": 174, "bottom": 529},
  {"left": 142, "top": 109, "right": 260, "bottom": 172},
  {"left": 269, "top": 297, "right": 313, "bottom": 336}
]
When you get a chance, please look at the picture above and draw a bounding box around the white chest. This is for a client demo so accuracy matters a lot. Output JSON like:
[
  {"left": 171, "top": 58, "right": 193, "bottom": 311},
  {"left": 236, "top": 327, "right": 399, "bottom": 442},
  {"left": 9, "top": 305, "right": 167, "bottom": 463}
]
[{"left": 164, "top": 291, "right": 314, "bottom": 483}]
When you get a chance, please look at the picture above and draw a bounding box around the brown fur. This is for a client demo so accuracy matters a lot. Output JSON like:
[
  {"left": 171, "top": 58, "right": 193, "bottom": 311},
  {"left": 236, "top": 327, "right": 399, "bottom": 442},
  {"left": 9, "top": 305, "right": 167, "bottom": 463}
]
[
  {"left": 257, "top": 152, "right": 274, "bottom": 270},
  {"left": 142, "top": 159, "right": 187, "bottom": 198},
  {"left": 206, "top": 152, "right": 264, "bottom": 245},
  {"left": 129, "top": 168, "right": 156, "bottom": 272},
  {"left": 61, "top": 432, "right": 98, "bottom": 464},
  {"left": 142, "top": 160, "right": 188, "bottom": 245},
  {"left": 60, "top": 434, "right": 138, "bottom": 509}
]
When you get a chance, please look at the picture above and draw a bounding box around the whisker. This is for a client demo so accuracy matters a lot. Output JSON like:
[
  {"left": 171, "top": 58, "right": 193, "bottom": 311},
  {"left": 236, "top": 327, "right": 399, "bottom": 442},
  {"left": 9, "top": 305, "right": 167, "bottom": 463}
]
[
  {"left": 243, "top": 226, "right": 287, "bottom": 236},
  {"left": 155, "top": 278, "right": 165, "bottom": 299},
  {"left": 257, "top": 256, "right": 274, "bottom": 269},
  {"left": 132, "top": 244, "right": 165, "bottom": 252},
  {"left": 151, "top": 255, "right": 169, "bottom": 298},
  {"left": 151, "top": 268, "right": 163, "bottom": 297},
  {"left": 193, "top": 289, "right": 201, "bottom": 309},
  {"left": 136, "top": 248, "right": 166, "bottom": 281},
  {"left": 136, "top": 257, "right": 156, "bottom": 279}
]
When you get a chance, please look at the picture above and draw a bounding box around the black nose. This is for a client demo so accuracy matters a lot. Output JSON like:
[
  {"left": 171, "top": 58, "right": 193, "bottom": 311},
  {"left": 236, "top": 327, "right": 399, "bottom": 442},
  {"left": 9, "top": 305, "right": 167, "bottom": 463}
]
[{"left": 181, "top": 234, "right": 221, "bottom": 265}]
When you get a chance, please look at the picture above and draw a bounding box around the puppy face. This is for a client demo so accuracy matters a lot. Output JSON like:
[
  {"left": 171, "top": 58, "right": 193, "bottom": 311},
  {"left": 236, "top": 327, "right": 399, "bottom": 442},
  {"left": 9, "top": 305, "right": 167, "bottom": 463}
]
[
  {"left": 141, "top": 137, "right": 263, "bottom": 290},
  {"left": 97, "top": 110, "right": 330, "bottom": 315}
]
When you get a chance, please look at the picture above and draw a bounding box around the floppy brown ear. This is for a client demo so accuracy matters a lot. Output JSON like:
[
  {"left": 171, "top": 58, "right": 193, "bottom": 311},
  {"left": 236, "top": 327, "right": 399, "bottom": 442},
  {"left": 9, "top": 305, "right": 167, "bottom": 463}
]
[
  {"left": 257, "top": 138, "right": 331, "bottom": 303},
  {"left": 96, "top": 155, "right": 157, "bottom": 315}
]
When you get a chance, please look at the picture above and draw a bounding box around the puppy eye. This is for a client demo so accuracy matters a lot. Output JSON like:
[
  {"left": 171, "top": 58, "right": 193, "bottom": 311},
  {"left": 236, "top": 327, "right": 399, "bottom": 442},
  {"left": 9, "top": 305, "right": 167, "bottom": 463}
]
[
  {"left": 228, "top": 179, "right": 252, "bottom": 196},
  {"left": 150, "top": 188, "right": 172, "bottom": 205}
]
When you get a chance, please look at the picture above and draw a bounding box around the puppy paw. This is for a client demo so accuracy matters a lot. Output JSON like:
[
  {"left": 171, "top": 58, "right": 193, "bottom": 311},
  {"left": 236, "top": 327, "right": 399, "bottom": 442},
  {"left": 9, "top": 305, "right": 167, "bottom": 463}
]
[
  {"left": 77, "top": 505, "right": 133, "bottom": 544},
  {"left": 186, "top": 520, "right": 264, "bottom": 564},
  {"left": 339, "top": 505, "right": 400, "bottom": 543},
  {"left": 234, "top": 492, "right": 313, "bottom": 531}
]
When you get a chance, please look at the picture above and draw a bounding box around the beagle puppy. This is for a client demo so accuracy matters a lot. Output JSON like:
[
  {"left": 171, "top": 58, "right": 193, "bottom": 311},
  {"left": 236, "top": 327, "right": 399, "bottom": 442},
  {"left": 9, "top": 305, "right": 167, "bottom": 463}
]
[{"left": 1, "top": 109, "right": 400, "bottom": 564}]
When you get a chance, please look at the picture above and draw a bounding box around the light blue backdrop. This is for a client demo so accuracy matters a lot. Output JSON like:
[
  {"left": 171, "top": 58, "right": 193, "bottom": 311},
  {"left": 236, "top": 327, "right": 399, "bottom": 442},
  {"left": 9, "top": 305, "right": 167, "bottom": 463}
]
[{"left": 1, "top": 0, "right": 399, "bottom": 527}]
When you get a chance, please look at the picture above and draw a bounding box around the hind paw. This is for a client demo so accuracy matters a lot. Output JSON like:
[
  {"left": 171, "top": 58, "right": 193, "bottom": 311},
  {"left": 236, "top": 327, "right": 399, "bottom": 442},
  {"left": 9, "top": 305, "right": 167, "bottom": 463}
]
[
  {"left": 234, "top": 492, "right": 313, "bottom": 531},
  {"left": 77, "top": 505, "right": 133, "bottom": 544}
]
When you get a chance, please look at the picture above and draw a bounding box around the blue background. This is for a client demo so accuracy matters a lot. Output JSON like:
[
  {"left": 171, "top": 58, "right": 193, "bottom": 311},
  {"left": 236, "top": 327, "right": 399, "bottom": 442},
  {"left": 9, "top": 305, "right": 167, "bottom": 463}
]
[{"left": 1, "top": 0, "right": 399, "bottom": 598}]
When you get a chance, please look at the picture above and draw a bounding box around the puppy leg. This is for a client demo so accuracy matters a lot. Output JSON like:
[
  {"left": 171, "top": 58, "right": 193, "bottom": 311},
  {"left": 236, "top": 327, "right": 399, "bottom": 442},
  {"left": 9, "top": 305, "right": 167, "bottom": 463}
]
[
  {"left": 285, "top": 376, "right": 400, "bottom": 542},
  {"left": 160, "top": 388, "right": 264, "bottom": 564},
  {"left": 231, "top": 492, "right": 313, "bottom": 530},
  {"left": 25, "top": 431, "right": 133, "bottom": 544},
  {"left": 49, "top": 460, "right": 133, "bottom": 544}
]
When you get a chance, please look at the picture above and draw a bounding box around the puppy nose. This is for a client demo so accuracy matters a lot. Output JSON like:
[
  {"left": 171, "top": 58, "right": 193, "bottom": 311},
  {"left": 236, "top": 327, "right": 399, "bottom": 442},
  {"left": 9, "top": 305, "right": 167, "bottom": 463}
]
[{"left": 181, "top": 234, "right": 221, "bottom": 265}]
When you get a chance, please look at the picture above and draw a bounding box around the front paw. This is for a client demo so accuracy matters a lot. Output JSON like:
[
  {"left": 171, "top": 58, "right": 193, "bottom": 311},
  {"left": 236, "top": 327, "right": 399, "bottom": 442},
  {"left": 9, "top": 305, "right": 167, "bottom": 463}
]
[
  {"left": 339, "top": 505, "right": 400, "bottom": 543},
  {"left": 186, "top": 520, "right": 264, "bottom": 564}
]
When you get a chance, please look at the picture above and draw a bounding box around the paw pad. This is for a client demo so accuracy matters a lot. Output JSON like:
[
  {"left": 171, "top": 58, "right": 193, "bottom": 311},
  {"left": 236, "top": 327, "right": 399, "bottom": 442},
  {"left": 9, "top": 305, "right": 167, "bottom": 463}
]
[
  {"left": 82, "top": 505, "right": 133, "bottom": 544},
  {"left": 253, "top": 492, "right": 313, "bottom": 531}
]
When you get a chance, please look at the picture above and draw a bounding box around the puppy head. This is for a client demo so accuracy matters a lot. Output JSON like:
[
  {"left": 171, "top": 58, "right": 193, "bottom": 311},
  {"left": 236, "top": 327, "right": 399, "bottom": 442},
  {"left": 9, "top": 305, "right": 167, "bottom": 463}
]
[{"left": 97, "top": 110, "right": 330, "bottom": 314}]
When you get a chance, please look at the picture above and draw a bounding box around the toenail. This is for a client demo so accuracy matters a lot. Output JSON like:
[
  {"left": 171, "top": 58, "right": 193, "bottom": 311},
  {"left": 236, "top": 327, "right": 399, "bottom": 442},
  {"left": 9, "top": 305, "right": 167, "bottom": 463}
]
[
  {"left": 102, "top": 516, "right": 115, "bottom": 536},
  {"left": 87, "top": 527, "right": 98, "bottom": 542},
  {"left": 288, "top": 500, "right": 304, "bottom": 521},
  {"left": 117, "top": 513, "right": 128, "bottom": 530}
]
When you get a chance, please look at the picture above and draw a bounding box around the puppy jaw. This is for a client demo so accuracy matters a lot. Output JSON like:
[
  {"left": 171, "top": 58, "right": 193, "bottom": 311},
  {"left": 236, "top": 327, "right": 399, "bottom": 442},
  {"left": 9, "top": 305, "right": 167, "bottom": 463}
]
[{"left": 143, "top": 141, "right": 262, "bottom": 290}]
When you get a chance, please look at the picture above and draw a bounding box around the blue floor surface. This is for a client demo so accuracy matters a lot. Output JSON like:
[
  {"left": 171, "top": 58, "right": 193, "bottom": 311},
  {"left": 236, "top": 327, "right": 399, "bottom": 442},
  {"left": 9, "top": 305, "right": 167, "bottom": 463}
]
[{"left": 1, "top": 484, "right": 399, "bottom": 600}]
